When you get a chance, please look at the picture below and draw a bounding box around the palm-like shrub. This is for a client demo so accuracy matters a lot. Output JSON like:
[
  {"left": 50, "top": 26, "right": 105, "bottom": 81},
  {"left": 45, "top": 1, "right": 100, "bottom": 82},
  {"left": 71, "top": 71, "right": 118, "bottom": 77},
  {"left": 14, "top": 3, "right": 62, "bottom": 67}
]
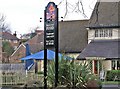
[{"left": 47, "top": 57, "right": 101, "bottom": 89}]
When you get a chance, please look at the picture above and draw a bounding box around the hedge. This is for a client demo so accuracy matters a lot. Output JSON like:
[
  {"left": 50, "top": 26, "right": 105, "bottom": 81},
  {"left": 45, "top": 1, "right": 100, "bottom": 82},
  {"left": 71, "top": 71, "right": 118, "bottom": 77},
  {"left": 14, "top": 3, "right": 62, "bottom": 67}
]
[{"left": 106, "top": 70, "right": 120, "bottom": 81}]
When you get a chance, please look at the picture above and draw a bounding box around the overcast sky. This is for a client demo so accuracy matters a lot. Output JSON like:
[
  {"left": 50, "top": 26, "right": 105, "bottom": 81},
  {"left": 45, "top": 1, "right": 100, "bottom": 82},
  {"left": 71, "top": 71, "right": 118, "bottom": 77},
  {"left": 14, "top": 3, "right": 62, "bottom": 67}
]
[{"left": 0, "top": 0, "right": 97, "bottom": 37}]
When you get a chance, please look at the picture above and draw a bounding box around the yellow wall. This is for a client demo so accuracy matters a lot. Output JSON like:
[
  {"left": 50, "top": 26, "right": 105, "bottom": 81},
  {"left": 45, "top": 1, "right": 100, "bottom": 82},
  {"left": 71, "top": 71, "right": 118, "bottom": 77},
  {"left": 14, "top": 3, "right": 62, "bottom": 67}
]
[
  {"left": 66, "top": 53, "right": 80, "bottom": 59},
  {"left": 102, "top": 60, "right": 112, "bottom": 70},
  {"left": 37, "top": 60, "right": 44, "bottom": 72}
]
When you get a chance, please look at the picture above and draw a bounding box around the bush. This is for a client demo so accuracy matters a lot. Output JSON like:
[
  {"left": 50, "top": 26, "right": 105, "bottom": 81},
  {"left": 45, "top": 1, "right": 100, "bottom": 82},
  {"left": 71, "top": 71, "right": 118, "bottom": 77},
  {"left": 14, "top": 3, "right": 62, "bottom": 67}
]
[
  {"left": 47, "top": 57, "right": 101, "bottom": 89},
  {"left": 37, "top": 71, "right": 44, "bottom": 75},
  {"left": 106, "top": 70, "right": 120, "bottom": 81}
]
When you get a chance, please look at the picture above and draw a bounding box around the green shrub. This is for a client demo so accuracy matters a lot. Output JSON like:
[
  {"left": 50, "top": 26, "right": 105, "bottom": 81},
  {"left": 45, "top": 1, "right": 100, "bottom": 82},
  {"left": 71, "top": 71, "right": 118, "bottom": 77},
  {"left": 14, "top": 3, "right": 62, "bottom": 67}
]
[
  {"left": 47, "top": 57, "right": 101, "bottom": 88},
  {"left": 106, "top": 70, "right": 120, "bottom": 81},
  {"left": 37, "top": 71, "right": 44, "bottom": 75}
]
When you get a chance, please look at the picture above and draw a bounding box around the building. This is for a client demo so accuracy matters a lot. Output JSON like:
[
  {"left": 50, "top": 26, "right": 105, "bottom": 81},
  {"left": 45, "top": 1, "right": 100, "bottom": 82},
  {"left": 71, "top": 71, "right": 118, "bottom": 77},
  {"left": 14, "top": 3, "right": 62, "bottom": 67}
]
[
  {"left": 10, "top": 32, "right": 44, "bottom": 63},
  {"left": 2, "top": 31, "right": 20, "bottom": 62},
  {"left": 2, "top": 31, "right": 19, "bottom": 50},
  {"left": 77, "top": 2, "right": 120, "bottom": 74}
]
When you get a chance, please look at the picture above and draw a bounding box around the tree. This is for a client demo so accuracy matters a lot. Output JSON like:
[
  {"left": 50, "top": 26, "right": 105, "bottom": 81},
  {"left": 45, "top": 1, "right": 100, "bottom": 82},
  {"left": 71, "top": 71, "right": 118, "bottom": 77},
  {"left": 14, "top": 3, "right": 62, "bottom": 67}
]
[
  {"left": 2, "top": 41, "right": 14, "bottom": 57},
  {"left": 58, "top": 0, "right": 89, "bottom": 19},
  {"left": 29, "top": 26, "right": 39, "bottom": 38},
  {"left": 0, "top": 13, "right": 11, "bottom": 33}
]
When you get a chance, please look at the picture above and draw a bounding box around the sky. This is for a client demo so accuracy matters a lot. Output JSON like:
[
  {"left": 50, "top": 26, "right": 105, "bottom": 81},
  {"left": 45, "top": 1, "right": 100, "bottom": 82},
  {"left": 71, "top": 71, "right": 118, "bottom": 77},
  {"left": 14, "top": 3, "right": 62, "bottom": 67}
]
[{"left": 0, "top": 0, "right": 97, "bottom": 37}]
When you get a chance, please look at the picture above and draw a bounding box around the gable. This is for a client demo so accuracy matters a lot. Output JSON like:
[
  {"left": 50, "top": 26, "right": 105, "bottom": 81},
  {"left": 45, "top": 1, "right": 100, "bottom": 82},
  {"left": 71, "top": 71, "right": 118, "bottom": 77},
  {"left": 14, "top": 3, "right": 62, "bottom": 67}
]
[{"left": 10, "top": 44, "right": 26, "bottom": 63}]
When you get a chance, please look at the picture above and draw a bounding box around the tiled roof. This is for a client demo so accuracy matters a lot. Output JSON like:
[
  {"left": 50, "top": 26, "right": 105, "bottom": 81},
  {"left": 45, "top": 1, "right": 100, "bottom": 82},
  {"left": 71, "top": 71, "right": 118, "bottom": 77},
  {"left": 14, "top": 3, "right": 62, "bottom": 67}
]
[
  {"left": 2, "top": 32, "right": 19, "bottom": 40},
  {"left": 25, "top": 32, "right": 44, "bottom": 53},
  {"left": 29, "top": 43, "right": 44, "bottom": 53},
  {"left": 77, "top": 39, "right": 120, "bottom": 59}
]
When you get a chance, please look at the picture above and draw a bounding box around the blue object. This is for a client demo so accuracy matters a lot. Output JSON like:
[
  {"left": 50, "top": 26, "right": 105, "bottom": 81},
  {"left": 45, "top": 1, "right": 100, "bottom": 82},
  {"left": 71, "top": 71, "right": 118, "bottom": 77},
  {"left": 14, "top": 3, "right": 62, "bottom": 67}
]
[
  {"left": 25, "top": 43, "right": 34, "bottom": 70},
  {"left": 20, "top": 49, "right": 73, "bottom": 60}
]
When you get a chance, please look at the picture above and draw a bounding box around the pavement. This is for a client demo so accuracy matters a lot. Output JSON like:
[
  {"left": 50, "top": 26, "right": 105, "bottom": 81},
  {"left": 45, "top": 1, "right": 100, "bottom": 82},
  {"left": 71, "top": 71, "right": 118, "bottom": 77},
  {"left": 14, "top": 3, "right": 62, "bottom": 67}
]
[{"left": 102, "top": 84, "right": 120, "bottom": 89}]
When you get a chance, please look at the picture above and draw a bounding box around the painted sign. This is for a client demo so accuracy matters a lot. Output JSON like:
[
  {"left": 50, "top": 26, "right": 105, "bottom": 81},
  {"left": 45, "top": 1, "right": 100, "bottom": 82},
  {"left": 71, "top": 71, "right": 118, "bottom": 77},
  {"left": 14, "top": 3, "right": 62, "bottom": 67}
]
[
  {"left": 44, "top": 2, "right": 59, "bottom": 88},
  {"left": 44, "top": 2, "right": 58, "bottom": 48}
]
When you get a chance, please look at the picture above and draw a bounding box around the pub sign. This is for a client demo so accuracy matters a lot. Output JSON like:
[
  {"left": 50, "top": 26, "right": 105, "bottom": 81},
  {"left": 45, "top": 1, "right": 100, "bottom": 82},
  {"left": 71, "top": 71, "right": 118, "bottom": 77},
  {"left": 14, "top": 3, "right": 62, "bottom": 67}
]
[{"left": 44, "top": 2, "right": 58, "bottom": 48}]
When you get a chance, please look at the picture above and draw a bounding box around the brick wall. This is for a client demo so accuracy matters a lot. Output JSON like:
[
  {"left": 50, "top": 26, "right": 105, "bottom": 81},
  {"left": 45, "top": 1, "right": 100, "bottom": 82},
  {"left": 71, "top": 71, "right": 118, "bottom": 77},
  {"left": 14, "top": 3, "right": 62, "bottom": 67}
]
[{"left": 10, "top": 44, "right": 26, "bottom": 63}]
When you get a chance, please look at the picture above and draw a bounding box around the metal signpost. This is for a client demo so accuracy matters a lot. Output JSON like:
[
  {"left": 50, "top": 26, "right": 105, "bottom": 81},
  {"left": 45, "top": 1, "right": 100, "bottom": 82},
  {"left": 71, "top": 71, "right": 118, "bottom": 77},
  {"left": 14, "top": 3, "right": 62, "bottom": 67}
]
[{"left": 44, "top": 2, "right": 58, "bottom": 88}]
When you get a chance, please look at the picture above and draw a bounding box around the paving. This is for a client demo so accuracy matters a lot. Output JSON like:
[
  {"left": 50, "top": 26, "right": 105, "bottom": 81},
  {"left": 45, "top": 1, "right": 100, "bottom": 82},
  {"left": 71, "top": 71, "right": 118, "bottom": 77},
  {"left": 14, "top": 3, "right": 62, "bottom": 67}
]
[{"left": 102, "top": 84, "right": 120, "bottom": 89}]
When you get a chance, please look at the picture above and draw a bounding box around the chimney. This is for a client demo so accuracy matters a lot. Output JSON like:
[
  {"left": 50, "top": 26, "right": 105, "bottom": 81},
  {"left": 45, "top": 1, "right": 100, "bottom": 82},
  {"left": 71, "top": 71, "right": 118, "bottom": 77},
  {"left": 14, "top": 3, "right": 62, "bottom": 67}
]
[{"left": 13, "top": 31, "right": 17, "bottom": 37}]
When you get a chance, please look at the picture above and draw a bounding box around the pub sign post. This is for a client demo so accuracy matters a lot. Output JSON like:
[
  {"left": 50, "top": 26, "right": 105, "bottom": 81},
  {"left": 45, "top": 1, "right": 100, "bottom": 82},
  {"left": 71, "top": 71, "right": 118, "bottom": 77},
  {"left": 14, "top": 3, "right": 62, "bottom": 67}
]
[{"left": 44, "top": 2, "right": 59, "bottom": 88}]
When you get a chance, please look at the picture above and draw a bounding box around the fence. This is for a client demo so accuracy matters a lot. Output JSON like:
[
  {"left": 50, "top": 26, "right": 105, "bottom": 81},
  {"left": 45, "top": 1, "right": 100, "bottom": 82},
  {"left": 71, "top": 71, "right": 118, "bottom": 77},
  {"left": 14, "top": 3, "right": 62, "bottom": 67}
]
[
  {"left": 0, "top": 72, "right": 43, "bottom": 86},
  {"left": 0, "top": 63, "right": 32, "bottom": 73},
  {"left": 0, "top": 63, "right": 42, "bottom": 86}
]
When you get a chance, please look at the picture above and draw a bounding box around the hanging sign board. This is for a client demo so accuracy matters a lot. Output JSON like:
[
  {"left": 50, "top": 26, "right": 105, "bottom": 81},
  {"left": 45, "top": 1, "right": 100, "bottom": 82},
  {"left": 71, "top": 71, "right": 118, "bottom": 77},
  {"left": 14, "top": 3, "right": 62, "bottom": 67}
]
[{"left": 44, "top": 2, "right": 58, "bottom": 48}]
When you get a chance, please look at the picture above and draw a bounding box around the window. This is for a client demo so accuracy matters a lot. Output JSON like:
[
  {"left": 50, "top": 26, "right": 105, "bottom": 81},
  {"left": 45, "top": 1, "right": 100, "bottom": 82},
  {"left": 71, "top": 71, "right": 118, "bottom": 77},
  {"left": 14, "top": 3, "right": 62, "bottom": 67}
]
[
  {"left": 95, "top": 30, "right": 98, "bottom": 37},
  {"left": 112, "top": 60, "right": 115, "bottom": 70},
  {"left": 112, "top": 60, "right": 120, "bottom": 70},
  {"left": 95, "top": 29, "right": 112, "bottom": 37},
  {"left": 109, "top": 29, "right": 112, "bottom": 37},
  {"left": 13, "top": 40, "right": 18, "bottom": 43}
]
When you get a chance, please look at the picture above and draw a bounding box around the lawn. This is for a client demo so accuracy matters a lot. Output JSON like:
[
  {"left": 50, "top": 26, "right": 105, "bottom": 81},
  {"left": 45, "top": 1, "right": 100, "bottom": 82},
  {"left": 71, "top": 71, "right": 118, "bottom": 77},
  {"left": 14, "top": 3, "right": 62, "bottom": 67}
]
[{"left": 102, "top": 81, "right": 120, "bottom": 85}]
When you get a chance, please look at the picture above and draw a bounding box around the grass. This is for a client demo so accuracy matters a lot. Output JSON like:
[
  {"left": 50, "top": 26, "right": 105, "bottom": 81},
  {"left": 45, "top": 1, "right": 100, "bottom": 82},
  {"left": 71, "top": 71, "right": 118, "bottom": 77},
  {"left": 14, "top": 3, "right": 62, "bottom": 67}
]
[{"left": 102, "top": 81, "right": 120, "bottom": 85}]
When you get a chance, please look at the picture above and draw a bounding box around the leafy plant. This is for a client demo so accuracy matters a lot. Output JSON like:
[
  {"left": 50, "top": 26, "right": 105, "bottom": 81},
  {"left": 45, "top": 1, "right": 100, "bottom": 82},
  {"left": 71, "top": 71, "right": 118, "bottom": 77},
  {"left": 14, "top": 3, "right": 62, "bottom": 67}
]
[
  {"left": 2, "top": 41, "right": 14, "bottom": 56},
  {"left": 47, "top": 57, "right": 101, "bottom": 89}
]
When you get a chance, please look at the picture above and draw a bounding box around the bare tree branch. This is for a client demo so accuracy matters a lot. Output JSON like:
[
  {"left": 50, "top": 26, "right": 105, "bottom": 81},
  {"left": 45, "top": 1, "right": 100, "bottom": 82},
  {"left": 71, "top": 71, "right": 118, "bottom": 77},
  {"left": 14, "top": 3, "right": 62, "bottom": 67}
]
[
  {"left": 0, "top": 14, "right": 5, "bottom": 22},
  {"left": 79, "top": 0, "right": 88, "bottom": 18},
  {"left": 58, "top": 0, "right": 65, "bottom": 6},
  {"left": 64, "top": 0, "right": 68, "bottom": 18},
  {"left": 0, "top": 13, "right": 11, "bottom": 33},
  {"left": 58, "top": 0, "right": 88, "bottom": 19}
]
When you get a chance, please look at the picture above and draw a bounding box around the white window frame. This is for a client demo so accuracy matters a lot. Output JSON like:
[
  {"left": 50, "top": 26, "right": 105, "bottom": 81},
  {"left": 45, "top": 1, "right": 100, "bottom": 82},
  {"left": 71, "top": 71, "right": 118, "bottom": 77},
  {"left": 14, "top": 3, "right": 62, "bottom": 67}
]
[{"left": 95, "top": 29, "right": 112, "bottom": 37}]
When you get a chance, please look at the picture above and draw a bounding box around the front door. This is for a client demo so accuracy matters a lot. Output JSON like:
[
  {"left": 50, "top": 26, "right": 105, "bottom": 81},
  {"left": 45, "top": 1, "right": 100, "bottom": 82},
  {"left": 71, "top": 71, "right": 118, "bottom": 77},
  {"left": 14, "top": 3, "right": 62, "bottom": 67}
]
[{"left": 94, "top": 60, "right": 98, "bottom": 74}]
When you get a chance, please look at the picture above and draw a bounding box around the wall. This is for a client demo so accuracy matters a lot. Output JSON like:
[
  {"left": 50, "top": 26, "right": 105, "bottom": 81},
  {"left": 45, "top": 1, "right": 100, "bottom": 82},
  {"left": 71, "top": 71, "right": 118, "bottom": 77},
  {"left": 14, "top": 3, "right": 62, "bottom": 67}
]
[
  {"left": 66, "top": 53, "right": 80, "bottom": 59},
  {"left": 102, "top": 60, "right": 112, "bottom": 70},
  {"left": 37, "top": 60, "right": 44, "bottom": 72}
]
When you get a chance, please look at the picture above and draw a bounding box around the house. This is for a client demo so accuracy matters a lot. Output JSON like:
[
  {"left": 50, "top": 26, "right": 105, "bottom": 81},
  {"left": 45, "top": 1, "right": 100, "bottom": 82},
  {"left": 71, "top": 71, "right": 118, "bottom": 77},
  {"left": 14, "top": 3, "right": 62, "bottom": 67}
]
[
  {"left": 2, "top": 31, "right": 20, "bottom": 62},
  {"left": 10, "top": 32, "right": 44, "bottom": 63},
  {"left": 77, "top": 2, "right": 120, "bottom": 74},
  {"left": 59, "top": 20, "right": 88, "bottom": 59},
  {"left": 2, "top": 31, "right": 20, "bottom": 50}
]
